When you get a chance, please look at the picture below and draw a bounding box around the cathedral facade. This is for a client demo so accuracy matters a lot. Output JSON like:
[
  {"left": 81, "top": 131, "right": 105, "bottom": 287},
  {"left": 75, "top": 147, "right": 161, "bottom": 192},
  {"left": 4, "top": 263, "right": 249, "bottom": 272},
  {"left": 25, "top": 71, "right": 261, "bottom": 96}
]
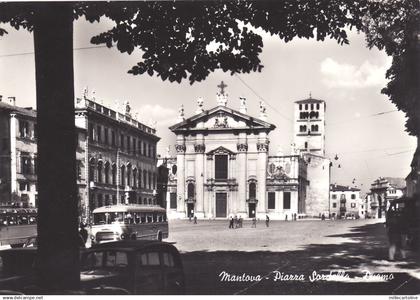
[{"left": 161, "top": 85, "right": 317, "bottom": 220}]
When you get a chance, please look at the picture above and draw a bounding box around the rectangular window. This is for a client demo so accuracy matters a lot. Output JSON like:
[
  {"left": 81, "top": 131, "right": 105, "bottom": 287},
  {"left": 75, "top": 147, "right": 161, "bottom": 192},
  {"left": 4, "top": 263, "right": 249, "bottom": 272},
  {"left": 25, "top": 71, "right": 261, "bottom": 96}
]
[
  {"left": 120, "top": 134, "right": 124, "bottom": 150},
  {"left": 89, "top": 124, "right": 94, "bottom": 141},
  {"left": 332, "top": 203, "right": 337, "bottom": 208},
  {"left": 111, "top": 131, "right": 116, "bottom": 146},
  {"left": 97, "top": 125, "right": 102, "bottom": 143},
  {"left": 170, "top": 193, "right": 177, "bottom": 209},
  {"left": 332, "top": 194, "right": 337, "bottom": 200},
  {"left": 19, "top": 120, "right": 29, "bottom": 138},
  {"left": 133, "top": 138, "right": 137, "bottom": 155},
  {"left": 283, "top": 192, "right": 291, "bottom": 209},
  {"left": 104, "top": 128, "right": 109, "bottom": 145},
  {"left": 127, "top": 136, "right": 131, "bottom": 153},
  {"left": 351, "top": 203, "right": 356, "bottom": 208},
  {"left": 268, "top": 192, "right": 275, "bottom": 209},
  {"left": 215, "top": 155, "right": 228, "bottom": 180},
  {"left": 20, "top": 152, "right": 31, "bottom": 174}
]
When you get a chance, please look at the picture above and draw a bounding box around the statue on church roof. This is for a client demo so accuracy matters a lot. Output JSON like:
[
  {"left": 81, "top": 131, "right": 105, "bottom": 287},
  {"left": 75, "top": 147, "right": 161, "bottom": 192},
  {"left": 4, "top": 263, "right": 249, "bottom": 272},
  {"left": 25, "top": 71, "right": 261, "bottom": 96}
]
[
  {"left": 259, "top": 100, "right": 267, "bottom": 121},
  {"left": 239, "top": 97, "right": 247, "bottom": 114},
  {"left": 217, "top": 92, "right": 228, "bottom": 107},
  {"left": 177, "top": 104, "right": 185, "bottom": 123},
  {"left": 196, "top": 97, "right": 204, "bottom": 114}
]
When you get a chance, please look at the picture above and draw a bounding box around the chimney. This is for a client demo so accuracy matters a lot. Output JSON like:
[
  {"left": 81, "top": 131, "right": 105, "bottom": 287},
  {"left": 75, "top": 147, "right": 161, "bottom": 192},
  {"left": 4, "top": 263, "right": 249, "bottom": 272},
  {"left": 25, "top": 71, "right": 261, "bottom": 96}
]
[{"left": 8, "top": 97, "right": 16, "bottom": 106}]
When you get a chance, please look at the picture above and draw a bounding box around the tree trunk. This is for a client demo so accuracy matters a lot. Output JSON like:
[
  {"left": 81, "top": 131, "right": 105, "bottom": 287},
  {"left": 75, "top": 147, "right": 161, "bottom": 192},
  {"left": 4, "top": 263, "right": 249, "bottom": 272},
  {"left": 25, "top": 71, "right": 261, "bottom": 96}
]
[{"left": 33, "top": 3, "right": 80, "bottom": 292}]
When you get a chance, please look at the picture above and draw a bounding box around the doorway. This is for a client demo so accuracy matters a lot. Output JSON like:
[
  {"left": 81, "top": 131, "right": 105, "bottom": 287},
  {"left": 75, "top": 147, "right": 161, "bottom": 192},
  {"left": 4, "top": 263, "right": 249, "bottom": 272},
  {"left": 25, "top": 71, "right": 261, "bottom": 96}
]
[
  {"left": 215, "top": 193, "right": 227, "bottom": 218},
  {"left": 248, "top": 203, "right": 256, "bottom": 218}
]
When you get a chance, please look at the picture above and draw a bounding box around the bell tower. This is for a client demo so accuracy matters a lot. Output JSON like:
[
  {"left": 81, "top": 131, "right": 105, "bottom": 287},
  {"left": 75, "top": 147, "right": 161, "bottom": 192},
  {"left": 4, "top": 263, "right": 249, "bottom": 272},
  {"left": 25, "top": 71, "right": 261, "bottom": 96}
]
[{"left": 293, "top": 95, "right": 326, "bottom": 156}]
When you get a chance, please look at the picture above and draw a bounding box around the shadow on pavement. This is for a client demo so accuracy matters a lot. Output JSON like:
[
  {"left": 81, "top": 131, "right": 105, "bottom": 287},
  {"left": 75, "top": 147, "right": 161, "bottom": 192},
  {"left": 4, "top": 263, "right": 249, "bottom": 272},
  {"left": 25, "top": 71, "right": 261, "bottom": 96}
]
[{"left": 180, "top": 222, "right": 420, "bottom": 295}]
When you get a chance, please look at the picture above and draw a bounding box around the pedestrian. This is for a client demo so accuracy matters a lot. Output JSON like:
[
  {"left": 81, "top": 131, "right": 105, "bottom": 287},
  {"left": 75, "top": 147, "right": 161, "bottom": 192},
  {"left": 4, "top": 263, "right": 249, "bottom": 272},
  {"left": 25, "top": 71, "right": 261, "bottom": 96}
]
[
  {"left": 229, "top": 216, "right": 234, "bottom": 229},
  {"left": 79, "top": 223, "right": 88, "bottom": 247},
  {"left": 189, "top": 215, "right": 192, "bottom": 222},
  {"left": 234, "top": 215, "right": 238, "bottom": 228},
  {"left": 252, "top": 217, "right": 257, "bottom": 228},
  {"left": 321, "top": 213, "right": 325, "bottom": 221},
  {"left": 285, "top": 214, "right": 288, "bottom": 221},
  {"left": 194, "top": 216, "right": 197, "bottom": 224},
  {"left": 239, "top": 216, "right": 243, "bottom": 228},
  {"left": 293, "top": 213, "right": 297, "bottom": 221},
  {"left": 386, "top": 205, "right": 408, "bottom": 261},
  {"left": 265, "top": 215, "right": 270, "bottom": 227}
]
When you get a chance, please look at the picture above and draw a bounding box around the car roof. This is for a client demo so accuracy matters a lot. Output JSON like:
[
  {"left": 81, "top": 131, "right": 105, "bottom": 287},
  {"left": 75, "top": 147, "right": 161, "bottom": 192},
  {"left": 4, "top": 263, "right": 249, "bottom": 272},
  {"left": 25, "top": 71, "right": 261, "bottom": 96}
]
[
  {"left": 87, "top": 240, "right": 177, "bottom": 252},
  {"left": 92, "top": 204, "right": 166, "bottom": 214}
]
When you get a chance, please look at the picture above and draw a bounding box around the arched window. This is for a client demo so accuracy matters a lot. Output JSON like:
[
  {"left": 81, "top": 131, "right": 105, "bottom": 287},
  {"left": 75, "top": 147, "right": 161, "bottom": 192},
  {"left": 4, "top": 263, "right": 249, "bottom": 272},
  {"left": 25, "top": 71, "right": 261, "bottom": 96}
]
[
  {"left": 305, "top": 104, "right": 308, "bottom": 110},
  {"left": 138, "top": 168, "right": 142, "bottom": 188},
  {"left": 187, "top": 183, "right": 195, "bottom": 199},
  {"left": 148, "top": 171, "right": 152, "bottom": 189},
  {"left": 143, "top": 170, "right": 147, "bottom": 188},
  {"left": 249, "top": 182, "right": 256, "bottom": 199},
  {"left": 304, "top": 142, "right": 308, "bottom": 149},
  {"left": 133, "top": 168, "right": 137, "bottom": 188},
  {"left": 316, "top": 103, "right": 320, "bottom": 110},
  {"left": 299, "top": 104, "right": 302, "bottom": 110},
  {"left": 121, "top": 165, "right": 126, "bottom": 187},
  {"left": 310, "top": 103, "right": 314, "bottom": 110},
  {"left": 112, "top": 164, "right": 117, "bottom": 185},
  {"left": 104, "top": 162, "right": 110, "bottom": 184},
  {"left": 127, "top": 164, "right": 132, "bottom": 187}
]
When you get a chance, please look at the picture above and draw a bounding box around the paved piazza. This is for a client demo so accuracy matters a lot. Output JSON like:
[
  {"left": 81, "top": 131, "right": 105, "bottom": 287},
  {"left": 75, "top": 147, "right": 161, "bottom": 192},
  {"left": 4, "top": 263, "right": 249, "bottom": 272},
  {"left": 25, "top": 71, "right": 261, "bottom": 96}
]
[{"left": 167, "top": 219, "right": 420, "bottom": 295}]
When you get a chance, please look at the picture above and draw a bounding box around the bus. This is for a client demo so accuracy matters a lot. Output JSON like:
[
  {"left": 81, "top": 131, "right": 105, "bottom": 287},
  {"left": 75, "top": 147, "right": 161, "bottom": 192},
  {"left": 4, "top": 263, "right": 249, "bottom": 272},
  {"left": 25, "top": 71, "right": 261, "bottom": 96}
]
[
  {"left": 0, "top": 207, "right": 37, "bottom": 248},
  {"left": 91, "top": 204, "right": 168, "bottom": 244}
]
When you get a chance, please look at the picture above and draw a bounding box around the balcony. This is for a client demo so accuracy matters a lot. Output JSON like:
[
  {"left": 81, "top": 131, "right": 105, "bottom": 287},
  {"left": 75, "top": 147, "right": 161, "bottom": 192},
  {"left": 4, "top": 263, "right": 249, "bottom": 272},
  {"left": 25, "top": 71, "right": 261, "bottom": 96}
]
[{"left": 246, "top": 198, "right": 258, "bottom": 203}]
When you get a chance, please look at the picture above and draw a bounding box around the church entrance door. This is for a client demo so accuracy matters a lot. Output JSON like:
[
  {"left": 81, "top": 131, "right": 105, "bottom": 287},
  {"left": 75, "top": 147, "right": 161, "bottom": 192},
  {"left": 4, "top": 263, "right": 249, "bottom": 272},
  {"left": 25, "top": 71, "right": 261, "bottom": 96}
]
[
  {"left": 187, "top": 203, "right": 194, "bottom": 218},
  {"left": 248, "top": 203, "right": 256, "bottom": 218},
  {"left": 215, "top": 193, "right": 227, "bottom": 218}
]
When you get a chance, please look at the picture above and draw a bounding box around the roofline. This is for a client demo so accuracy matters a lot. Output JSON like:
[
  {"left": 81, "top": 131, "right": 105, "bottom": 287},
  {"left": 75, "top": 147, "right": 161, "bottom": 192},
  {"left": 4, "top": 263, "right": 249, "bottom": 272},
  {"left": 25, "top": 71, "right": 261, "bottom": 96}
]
[{"left": 169, "top": 105, "right": 276, "bottom": 132}]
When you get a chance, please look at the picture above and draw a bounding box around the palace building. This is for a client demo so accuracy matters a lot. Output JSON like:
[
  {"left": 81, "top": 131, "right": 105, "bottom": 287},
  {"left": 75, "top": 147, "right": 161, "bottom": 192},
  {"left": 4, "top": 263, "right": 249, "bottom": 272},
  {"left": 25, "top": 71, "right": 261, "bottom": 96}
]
[{"left": 161, "top": 84, "right": 330, "bottom": 220}]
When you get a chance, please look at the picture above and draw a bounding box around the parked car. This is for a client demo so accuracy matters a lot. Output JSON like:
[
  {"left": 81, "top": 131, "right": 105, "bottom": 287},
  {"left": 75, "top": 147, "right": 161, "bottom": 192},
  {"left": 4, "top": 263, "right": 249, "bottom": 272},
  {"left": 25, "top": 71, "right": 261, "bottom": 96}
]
[{"left": 81, "top": 240, "right": 185, "bottom": 294}]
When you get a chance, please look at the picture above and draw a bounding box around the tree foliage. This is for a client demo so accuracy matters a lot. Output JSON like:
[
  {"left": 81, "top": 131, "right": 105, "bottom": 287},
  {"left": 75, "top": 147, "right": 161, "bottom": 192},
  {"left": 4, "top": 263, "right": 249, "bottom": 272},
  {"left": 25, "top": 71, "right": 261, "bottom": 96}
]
[
  {"left": 1, "top": 1, "right": 370, "bottom": 84},
  {"left": 363, "top": 0, "right": 420, "bottom": 135}
]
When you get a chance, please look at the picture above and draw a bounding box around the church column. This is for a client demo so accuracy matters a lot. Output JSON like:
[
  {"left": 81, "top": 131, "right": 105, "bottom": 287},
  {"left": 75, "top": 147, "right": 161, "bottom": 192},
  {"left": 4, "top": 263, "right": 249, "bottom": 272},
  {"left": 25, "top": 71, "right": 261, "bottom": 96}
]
[
  {"left": 194, "top": 134, "right": 205, "bottom": 218},
  {"left": 175, "top": 135, "right": 186, "bottom": 217},
  {"left": 237, "top": 133, "right": 248, "bottom": 216},
  {"left": 256, "top": 133, "right": 269, "bottom": 216},
  {"left": 206, "top": 154, "right": 214, "bottom": 218}
]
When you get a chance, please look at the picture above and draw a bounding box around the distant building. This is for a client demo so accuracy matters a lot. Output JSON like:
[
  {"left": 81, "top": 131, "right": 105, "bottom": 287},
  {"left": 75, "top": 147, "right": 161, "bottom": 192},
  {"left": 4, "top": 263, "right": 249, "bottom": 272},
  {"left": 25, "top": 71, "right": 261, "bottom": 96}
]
[
  {"left": 370, "top": 177, "right": 406, "bottom": 218},
  {"left": 329, "top": 184, "right": 363, "bottom": 219},
  {"left": 0, "top": 91, "right": 160, "bottom": 221},
  {"left": 75, "top": 91, "right": 160, "bottom": 220},
  {"left": 0, "top": 96, "right": 38, "bottom": 207}
]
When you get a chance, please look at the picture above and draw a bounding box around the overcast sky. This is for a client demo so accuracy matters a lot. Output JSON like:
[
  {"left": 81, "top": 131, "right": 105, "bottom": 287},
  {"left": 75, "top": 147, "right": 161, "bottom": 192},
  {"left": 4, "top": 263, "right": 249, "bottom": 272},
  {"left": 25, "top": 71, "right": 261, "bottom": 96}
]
[{"left": 0, "top": 16, "right": 416, "bottom": 194}]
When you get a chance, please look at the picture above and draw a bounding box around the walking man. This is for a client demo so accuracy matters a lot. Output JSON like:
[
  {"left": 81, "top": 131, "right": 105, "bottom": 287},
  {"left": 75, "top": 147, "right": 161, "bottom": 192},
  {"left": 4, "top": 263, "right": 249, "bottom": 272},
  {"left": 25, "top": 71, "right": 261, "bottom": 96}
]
[
  {"left": 252, "top": 217, "right": 257, "bottom": 228},
  {"left": 265, "top": 215, "right": 270, "bottom": 227},
  {"left": 229, "top": 216, "right": 234, "bottom": 229},
  {"left": 194, "top": 216, "right": 197, "bottom": 224}
]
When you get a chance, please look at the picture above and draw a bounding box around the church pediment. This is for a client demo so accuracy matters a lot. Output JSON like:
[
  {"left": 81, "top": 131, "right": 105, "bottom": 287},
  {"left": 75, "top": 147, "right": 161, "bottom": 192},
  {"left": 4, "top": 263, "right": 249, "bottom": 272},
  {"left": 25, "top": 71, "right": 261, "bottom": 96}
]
[
  {"left": 207, "top": 146, "right": 236, "bottom": 156},
  {"left": 170, "top": 106, "right": 275, "bottom": 133}
]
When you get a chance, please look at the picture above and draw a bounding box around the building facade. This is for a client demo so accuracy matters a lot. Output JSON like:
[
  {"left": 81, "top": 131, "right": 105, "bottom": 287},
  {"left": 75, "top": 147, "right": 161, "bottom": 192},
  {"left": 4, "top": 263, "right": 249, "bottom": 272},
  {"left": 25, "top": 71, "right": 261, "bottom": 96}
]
[
  {"left": 75, "top": 92, "right": 160, "bottom": 220},
  {"left": 0, "top": 96, "right": 38, "bottom": 207},
  {"left": 162, "top": 88, "right": 332, "bottom": 220},
  {"left": 370, "top": 177, "right": 406, "bottom": 218},
  {"left": 0, "top": 92, "right": 160, "bottom": 220},
  {"left": 329, "top": 184, "right": 363, "bottom": 219}
]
